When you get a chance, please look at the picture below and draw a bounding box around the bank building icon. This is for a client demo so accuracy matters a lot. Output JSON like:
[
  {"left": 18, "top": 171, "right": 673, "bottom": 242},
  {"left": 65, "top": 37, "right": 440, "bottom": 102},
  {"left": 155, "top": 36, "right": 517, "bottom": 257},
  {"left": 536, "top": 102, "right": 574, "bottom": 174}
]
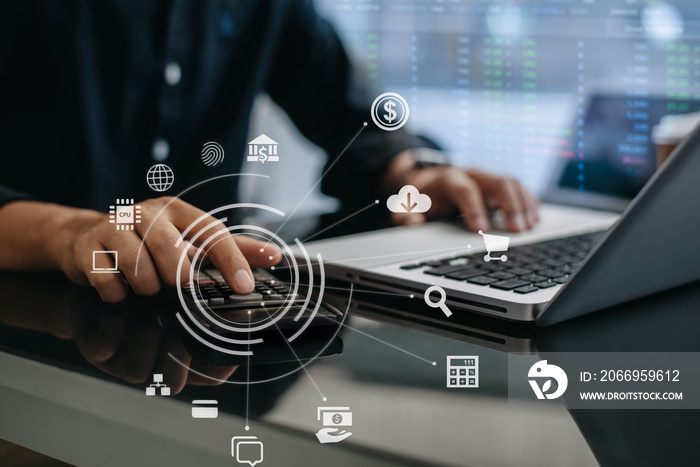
[{"left": 247, "top": 134, "right": 279, "bottom": 163}]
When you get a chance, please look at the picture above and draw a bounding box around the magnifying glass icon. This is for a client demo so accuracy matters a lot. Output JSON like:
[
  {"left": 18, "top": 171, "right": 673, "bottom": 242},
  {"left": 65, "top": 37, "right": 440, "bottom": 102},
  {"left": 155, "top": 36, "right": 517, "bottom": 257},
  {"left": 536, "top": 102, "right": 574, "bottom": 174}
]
[{"left": 424, "top": 285, "right": 452, "bottom": 318}]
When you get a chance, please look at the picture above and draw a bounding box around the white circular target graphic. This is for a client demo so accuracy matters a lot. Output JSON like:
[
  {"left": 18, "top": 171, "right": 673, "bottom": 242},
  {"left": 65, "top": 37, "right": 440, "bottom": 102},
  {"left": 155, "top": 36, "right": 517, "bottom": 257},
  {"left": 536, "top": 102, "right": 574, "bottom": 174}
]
[{"left": 166, "top": 202, "right": 347, "bottom": 384}]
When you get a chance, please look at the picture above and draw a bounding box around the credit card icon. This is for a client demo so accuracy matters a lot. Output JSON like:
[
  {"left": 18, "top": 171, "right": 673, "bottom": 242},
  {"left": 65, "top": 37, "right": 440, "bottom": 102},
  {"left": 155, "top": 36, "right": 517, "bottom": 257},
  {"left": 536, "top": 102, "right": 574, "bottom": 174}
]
[{"left": 192, "top": 400, "right": 218, "bottom": 419}]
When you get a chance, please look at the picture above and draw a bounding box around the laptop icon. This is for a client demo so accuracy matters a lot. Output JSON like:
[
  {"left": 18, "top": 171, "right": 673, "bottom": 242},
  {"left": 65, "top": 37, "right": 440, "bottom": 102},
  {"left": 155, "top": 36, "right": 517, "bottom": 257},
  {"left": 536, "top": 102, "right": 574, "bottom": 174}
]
[{"left": 91, "top": 251, "right": 120, "bottom": 274}]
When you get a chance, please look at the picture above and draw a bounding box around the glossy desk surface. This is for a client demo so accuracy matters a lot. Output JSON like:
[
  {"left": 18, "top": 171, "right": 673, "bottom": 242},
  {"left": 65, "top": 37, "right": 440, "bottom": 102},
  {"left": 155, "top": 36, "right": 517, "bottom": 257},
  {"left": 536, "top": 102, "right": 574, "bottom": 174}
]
[{"left": 1, "top": 262, "right": 698, "bottom": 466}]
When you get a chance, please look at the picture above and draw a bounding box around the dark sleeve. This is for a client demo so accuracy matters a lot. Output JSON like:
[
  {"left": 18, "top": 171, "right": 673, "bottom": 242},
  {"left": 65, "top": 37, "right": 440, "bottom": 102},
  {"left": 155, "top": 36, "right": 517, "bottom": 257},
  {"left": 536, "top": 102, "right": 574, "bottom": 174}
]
[
  {"left": 265, "top": 0, "right": 435, "bottom": 208},
  {"left": 0, "top": 185, "right": 34, "bottom": 208},
  {"left": 0, "top": 0, "right": 26, "bottom": 79},
  {"left": 0, "top": 2, "right": 34, "bottom": 208}
]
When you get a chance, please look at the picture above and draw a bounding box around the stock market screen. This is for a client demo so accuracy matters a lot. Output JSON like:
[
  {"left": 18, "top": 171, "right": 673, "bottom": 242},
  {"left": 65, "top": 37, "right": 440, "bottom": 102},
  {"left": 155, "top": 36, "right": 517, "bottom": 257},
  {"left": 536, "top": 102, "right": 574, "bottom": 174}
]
[{"left": 317, "top": 0, "right": 700, "bottom": 197}]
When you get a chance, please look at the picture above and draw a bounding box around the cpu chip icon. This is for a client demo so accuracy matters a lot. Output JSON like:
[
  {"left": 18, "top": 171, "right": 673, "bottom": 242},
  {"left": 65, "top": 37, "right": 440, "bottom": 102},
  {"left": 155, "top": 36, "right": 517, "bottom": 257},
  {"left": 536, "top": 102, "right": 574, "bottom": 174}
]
[{"left": 109, "top": 198, "right": 142, "bottom": 231}]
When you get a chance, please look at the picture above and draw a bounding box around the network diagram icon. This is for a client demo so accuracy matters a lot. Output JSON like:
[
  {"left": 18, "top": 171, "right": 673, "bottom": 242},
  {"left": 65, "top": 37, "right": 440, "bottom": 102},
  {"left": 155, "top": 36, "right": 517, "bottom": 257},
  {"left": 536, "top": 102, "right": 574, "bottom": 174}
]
[{"left": 145, "top": 374, "right": 170, "bottom": 396}]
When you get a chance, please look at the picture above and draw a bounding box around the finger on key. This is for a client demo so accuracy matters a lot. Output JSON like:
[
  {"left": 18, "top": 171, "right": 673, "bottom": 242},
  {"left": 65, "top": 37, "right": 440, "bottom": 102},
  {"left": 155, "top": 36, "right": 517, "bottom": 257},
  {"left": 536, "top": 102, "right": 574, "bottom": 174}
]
[{"left": 168, "top": 200, "right": 255, "bottom": 294}]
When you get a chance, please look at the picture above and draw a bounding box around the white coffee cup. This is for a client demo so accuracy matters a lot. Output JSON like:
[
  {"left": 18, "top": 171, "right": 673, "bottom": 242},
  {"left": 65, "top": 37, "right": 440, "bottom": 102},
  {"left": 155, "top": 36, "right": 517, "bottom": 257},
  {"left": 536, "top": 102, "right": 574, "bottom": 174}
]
[{"left": 651, "top": 111, "right": 700, "bottom": 167}]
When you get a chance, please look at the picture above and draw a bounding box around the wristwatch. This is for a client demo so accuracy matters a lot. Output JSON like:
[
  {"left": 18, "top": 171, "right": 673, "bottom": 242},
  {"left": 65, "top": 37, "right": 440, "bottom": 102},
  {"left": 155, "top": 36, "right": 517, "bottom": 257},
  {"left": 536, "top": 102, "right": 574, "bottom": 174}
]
[
  {"left": 395, "top": 148, "right": 451, "bottom": 189},
  {"left": 412, "top": 147, "right": 451, "bottom": 168}
]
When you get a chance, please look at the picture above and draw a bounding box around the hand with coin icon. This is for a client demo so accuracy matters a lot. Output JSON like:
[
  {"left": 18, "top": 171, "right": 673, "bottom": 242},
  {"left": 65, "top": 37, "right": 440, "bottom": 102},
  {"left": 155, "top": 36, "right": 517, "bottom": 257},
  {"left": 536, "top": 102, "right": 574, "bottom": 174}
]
[{"left": 315, "top": 428, "right": 353, "bottom": 444}]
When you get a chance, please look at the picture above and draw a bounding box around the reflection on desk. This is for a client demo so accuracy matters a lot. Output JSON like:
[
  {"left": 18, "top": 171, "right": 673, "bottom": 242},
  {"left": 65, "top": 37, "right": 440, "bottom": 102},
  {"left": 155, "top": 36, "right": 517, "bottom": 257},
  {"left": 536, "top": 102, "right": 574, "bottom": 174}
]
[{"left": 1, "top": 271, "right": 698, "bottom": 466}]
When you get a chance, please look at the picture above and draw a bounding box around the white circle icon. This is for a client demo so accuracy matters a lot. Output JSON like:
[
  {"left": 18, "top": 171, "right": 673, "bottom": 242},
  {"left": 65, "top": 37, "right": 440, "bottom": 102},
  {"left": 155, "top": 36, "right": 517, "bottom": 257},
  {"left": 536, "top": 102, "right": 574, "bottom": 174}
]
[
  {"left": 371, "top": 92, "right": 409, "bottom": 131},
  {"left": 146, "top": 164, "right": 175, "bottom": 192}
]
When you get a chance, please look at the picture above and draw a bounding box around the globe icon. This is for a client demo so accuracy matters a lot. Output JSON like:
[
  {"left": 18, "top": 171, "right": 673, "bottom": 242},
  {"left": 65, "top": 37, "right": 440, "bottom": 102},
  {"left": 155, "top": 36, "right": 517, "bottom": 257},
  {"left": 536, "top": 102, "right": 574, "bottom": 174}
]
[{"left": 146, "top": 164, "right": 175, "bottom": 192}]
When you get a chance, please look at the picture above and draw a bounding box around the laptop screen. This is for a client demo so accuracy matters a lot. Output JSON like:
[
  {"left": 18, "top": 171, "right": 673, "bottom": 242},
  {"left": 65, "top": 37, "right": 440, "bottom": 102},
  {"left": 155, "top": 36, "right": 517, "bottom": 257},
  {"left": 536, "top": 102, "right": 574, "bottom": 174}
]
[{"left": 552, "top": 94, "right": 700, "bottom": 202}]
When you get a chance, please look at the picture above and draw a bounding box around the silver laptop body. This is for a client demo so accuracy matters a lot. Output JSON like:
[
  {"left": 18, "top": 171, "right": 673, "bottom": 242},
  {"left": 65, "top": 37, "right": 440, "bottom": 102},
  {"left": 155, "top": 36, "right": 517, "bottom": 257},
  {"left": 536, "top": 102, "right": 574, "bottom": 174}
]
[{"left": 300, "top": 97, "right": 700, "bottom": 325}]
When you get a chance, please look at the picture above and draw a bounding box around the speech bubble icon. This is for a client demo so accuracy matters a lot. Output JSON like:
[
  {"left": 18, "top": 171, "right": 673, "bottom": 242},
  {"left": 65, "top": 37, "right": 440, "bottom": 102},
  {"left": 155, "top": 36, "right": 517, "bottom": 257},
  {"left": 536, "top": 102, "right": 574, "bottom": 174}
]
[{"left": 232, "top": 436, "right": 263, "bottom": 467}]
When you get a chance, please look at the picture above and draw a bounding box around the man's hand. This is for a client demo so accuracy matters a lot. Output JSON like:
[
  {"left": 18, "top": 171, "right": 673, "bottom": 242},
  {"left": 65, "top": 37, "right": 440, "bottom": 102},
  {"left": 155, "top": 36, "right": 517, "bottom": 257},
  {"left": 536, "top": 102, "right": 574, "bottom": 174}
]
[
  {"left": 0, "top": 198, "right": 280, "bottom": 303},
  {"left": 384, "top": 151, "right": 539, "bottom": 232}
]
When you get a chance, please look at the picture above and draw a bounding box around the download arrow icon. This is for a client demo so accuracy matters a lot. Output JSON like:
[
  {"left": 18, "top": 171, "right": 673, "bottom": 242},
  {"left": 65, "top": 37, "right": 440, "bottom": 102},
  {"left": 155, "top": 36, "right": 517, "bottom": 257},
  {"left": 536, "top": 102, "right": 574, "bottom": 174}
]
[
  {"left": 387, "top": 185, "right": 431, "bottom": 214},
  {"left": 401, "top": 192, "right": 418, "bottom": 212}
]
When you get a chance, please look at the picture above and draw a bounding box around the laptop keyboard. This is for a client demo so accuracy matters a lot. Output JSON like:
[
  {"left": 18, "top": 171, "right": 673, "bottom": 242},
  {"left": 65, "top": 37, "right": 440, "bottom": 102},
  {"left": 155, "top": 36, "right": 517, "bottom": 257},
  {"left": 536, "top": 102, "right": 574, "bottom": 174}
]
[{"left": 399, "top": 231, "right": 605, "bottom": 294}]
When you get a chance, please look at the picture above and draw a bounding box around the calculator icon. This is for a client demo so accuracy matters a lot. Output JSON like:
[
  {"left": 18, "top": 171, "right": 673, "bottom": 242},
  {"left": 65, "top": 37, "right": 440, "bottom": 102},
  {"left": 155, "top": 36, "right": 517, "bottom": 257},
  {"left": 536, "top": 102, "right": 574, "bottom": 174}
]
[{"left": 446, "top": 356, "right": 479, "bottom": 388}]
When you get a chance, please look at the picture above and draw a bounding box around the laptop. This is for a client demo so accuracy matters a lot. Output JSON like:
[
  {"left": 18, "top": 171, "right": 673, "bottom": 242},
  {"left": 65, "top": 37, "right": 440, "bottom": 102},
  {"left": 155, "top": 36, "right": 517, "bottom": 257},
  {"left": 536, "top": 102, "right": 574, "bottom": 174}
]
[{"left": 300, "top": 95, "right": 700, "bottom": 326}]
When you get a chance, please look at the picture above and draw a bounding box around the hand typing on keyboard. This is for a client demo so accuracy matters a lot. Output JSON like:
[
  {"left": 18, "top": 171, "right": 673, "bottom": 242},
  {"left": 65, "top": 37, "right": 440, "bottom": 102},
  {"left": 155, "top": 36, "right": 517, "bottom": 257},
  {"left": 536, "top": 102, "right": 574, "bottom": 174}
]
[
  {"left": 382, "top": 151, "right": 540, "bottom": 233},
  {"left": 1, "top": 197, "right": 281, "bottom": 303}
]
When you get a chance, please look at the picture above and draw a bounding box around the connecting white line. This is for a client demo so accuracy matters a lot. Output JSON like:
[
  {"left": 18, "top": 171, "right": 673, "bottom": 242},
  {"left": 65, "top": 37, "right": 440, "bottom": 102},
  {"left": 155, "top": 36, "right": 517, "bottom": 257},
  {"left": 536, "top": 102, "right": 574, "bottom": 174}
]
[
  {"left": 275, "top": 280, "right": 414, "bottom": 298},
  {"left": 272, "top": 245, "right": 467, "bottom": 271},
  {"left": 341, "top": 321, "right": 437, "bottom": 366},
  {"left": 317, "top": 311, "right": 436, "bottom": 366},
  {"left": 269, "top": 122, "right": 368, "bottom": 242},
  {"left": 165, "top": 285, "right": 353, "bottom": 387},
  {"left": 302, "top": 199, "right": 380, "bottom": 243},
  {"left": 246, "top": 311, "right": 251, "bottom": 431},
  {"left": 260, "top": 303, "right": 327, "bottom": 401}
]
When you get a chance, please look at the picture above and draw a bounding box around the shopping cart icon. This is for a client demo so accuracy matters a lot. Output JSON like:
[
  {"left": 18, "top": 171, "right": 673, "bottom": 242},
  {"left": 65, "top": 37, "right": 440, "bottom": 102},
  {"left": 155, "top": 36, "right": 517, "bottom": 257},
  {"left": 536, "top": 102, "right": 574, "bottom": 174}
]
[{"left": 478, "top": 230, "right": 509, "bottom": 262}]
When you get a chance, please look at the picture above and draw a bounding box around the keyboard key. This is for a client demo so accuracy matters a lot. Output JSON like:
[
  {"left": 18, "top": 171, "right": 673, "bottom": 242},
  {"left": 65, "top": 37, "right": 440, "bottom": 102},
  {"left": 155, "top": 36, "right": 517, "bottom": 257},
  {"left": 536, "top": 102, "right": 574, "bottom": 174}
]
[
  {"left": 507, "top": 266, "right": 533, "bottom": 275},
  {"left": 539, "top": 268, "right": 564, "bottom": 278},
  {"left": 228, "top": 293, "right": 264, "bottom": 302},
  {"left": 557, "top": 263, "right": 577, "bottom": 273},
  {"left": 467, "top": 275, "right": 499, "bottom": 285},
  {"left": 543, "top": 258, "right": 566, "bottom": 267},
  {"left": 488, "top": 271, "right": 515, "bottom": 280},
  {"left": 444, "top": 267, "right": 486, "bottom": 280},
  {"left": 514, "top": 285, "right": 539, "bottom": 294},
  {"left": 490, "top": 278, "right": 531, "bottom": 290},
  {"left": 535, "top": 280, "right": 557, "bottom": 289},
  {"left": 479, "top": 262, "right": 507, "bottom": 271},
  {"left": 514, "top": 255, "right": 539, "bottom": 264},
  {"left": 553, "top": 275, "right": 569, "bottom": 284},
  {"left": 400, "top": 263, "right": 422, "bottom": 270},
  {"left": 422, "top": 260, "right": 447, "bottom": 268},
  {"left": 517, "top": 273, "right": 548, "bottom": 283},
  {"left": 526, "top": 263, "right": 548, "bottom": 272},
  {"left": 424, "top": 264, "right": 472, "bottom": 276}
]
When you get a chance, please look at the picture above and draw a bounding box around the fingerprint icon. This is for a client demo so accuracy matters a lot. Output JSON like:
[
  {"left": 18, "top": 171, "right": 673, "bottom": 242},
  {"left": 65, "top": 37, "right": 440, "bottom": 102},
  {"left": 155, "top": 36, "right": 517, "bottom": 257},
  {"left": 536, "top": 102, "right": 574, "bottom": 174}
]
[{"left": 201, "top": 141, "right": 225, "bottom": 167}]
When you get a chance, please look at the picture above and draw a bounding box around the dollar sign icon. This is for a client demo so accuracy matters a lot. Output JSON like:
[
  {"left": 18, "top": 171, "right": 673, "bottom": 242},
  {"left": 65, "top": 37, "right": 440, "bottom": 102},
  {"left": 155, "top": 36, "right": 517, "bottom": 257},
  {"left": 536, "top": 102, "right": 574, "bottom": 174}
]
[
  {"left": 332, "top": 413, "right": 343, "bottom": 425},
  {"left": 384, "top": 100, "right": 397, "bottom": 123},
  {"left": 371, "top": 92, "right": 409, "bottom": 131}
]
